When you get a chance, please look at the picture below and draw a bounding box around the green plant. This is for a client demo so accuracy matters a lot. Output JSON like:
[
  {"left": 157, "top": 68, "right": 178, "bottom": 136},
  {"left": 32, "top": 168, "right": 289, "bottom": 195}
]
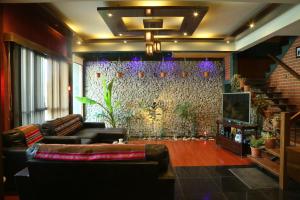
[
  {"left": 230, "top": 74, "right": 241, "bottom": 92},
  {"left": 262, "top": 131, "right": 276, "bottom": 139},
  {"left": 76, "top": 77, "right": 119, "bottom": 128},
  {"left": 249, "top": 136, "right": 264, "bottom": 148},
  {"left": 174, "top": 102, "right": 197, "bottom": 136}
]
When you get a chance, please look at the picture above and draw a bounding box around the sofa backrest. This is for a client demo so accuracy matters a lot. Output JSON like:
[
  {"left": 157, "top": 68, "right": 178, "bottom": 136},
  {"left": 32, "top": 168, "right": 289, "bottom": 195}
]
[
  {"left": 26, "top": 143, "right": 171, "bottom": 200},
  {"left": 2, "top": 124, "right": 43, "bottom": 148},
  {"left": 41, "top": 114, "right": 83, "bottom": 136}
]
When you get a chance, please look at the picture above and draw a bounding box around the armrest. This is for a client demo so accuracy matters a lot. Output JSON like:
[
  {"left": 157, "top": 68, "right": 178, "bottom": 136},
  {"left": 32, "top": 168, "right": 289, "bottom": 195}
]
[
  {"left": 83, "top": 122, "right": 105, "bottom": 128},
  {"left": 3, "top": 147, "right": 28, "bottom": 159},
  {"left": 42, "top": 136, "right": 81, "bottom": 144}
]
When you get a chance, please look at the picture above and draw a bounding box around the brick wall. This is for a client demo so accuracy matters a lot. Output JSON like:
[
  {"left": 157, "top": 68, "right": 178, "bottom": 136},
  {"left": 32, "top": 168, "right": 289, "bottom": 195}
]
[{"left": 269, "top": 37, "right": 300, "bottom": 110}]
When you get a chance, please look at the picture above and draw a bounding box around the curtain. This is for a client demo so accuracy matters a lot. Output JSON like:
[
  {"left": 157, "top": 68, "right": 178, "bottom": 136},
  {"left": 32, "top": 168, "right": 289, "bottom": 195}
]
[
  {"left": 20, "top": 48, "right": 47, "bottom": 125},
  {"left": 46, "top": 59, "right": 69, "bottom": 120}
]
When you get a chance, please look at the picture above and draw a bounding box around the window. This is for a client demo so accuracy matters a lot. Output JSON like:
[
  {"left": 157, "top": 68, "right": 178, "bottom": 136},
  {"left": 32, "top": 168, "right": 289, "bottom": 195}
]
[{"left": 72, "top": 62, "right": 83, "bottom": 115}]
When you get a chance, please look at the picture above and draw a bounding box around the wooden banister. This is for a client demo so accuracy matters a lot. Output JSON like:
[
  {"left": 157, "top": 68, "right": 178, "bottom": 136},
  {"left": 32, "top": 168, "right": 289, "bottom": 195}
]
[
  {"left": 268, "top": 54, "right": 300, "bottom": 81},
  {"left": 291, "top": 112, "right": 300, "bottom": 123},
  {"left": 280, "top": 112, "right": 290, "bottom": 190}
]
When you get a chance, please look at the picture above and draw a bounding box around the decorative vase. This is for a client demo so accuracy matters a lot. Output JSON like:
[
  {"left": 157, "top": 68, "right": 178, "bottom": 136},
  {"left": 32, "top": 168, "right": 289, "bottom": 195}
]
[
  {"left": 160, "top": 71, "right": 167, "bottom": 78},
  {"left": 96, "top": 72, "right": 101, "bottom": 78},
  {"left": 116, "top": 72, "right": 124, "bottom": 78},
  {"left": 251, "top": 147, "right": 261, "bottom": 158},
  {"left": 265, "top": 138, "right": 276, "bottom": 149},
  {"left": 244, "top": 85, "right": 250, "bottom": 92},
  {"left": 181, "top": 71, "right": 188, "bottom": 78},
  {"left": 203, "top": 71, "right": 209, "bottom": 78},
  {"left": 138, "top": 71, "right": 144, "bottom": 78}
]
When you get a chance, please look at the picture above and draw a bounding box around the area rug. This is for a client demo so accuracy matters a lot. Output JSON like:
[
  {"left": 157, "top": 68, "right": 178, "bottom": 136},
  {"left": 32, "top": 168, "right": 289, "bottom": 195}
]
[{"left": 229, "top": 167, "right": 278, "bottom": 190}]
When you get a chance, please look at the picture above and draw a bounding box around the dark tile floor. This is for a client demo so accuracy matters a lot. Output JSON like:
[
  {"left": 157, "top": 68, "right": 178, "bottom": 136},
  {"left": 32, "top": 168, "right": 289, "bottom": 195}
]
[{"left": 174, "top": 165, "right": 300, "bottom": 200}]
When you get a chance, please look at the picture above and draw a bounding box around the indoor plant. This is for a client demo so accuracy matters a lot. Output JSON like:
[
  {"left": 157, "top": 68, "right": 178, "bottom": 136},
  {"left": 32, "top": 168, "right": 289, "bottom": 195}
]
[
  {"left": 249, "top": 136, "right": 264, "bottom": 157},
  {"left": 262, "top": 131, "right": 277, "bottom": 149},
  {"left": 76, "top": 77, "right": 119, "bottom": 128},
  {"left": 230, "top": 74, "right": 241, "bottom": 92},
  {"left": 174, "top": 102, "right": 197, "bottom": 138}
]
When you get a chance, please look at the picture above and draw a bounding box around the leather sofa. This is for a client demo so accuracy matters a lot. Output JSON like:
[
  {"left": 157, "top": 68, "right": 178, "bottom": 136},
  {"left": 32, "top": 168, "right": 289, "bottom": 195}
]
[
  {"left": 41, "top": 114, "right": 127, "bottom": 144},
  {"left": 2, "top": 124, "right": 82, "bottom": 191},
  {"left": 15, "top": 143, "right": 176, "bottom": 200}
]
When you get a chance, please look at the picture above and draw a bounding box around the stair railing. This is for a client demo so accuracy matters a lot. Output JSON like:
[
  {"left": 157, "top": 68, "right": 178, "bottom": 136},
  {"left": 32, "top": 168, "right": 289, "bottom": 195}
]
[
  {"left": 280, "top": 111, "right": 300, "bottom": 190},
  {"left": 268, "top": 54, "right": 300, "bottom": 81}
]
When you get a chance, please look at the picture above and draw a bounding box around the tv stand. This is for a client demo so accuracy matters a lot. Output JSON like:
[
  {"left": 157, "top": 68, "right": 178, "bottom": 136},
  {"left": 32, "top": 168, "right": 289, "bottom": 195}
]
[{"left": 216, "top": 120, "right": 258, "bottom": 156}]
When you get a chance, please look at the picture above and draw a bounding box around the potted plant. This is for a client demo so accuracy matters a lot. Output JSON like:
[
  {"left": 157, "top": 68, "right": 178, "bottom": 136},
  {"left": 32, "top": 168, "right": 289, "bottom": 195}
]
[
  {"left": 174, "top": 102, "right": 197, "bottom": 138},
  {"left": 231, "top": 74, "right": 241, "bottom": 92},
  {"left": 76, "top": 77, "right": 119, "bottom": 128},
  {"left": 249, "top": 136, "right": 264, "bottom": 157},
  {"left": 262, "top": 131, "right": 277, "bottom": 149}
]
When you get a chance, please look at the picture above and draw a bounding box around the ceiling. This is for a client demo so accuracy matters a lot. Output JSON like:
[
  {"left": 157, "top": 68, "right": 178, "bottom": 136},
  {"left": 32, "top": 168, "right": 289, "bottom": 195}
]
[
  {"left": 52, "top": 1, "right": 268, "bottom": 40},
  {"left": 2, "top": 0, "right": 300, "bottom": 52}
]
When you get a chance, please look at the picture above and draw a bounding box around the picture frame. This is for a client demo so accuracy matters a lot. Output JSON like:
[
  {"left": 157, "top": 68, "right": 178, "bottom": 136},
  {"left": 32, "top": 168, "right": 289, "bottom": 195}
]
[{"left": 296, "top": 46, "right": 300, "bottom": 58}]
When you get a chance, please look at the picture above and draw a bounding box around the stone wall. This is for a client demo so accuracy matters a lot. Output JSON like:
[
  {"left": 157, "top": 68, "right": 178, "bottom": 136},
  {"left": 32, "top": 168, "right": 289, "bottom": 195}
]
[{"left": 84, "top": 59, "right": 224, "bottom": 137}]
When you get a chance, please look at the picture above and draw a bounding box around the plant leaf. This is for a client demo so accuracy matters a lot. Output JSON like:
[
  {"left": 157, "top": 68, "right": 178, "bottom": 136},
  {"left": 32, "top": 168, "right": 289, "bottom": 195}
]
[{"left": 76, "top": 97, "right": 97, "bottom": 105}]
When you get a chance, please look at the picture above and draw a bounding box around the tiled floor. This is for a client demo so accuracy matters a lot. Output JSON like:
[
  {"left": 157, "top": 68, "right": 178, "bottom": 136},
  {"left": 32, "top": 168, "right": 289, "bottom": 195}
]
[{"left": 174, "top": 166, "right": 300, "bottom": 200}]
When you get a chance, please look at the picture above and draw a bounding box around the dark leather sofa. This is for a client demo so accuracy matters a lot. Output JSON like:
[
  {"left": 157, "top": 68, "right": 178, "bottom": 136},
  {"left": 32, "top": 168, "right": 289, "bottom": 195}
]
[
  {"left": 2, "top": 114, "right": 127, "bottom": 191},
  {"left": 15, "top": 144, "right": 176, "bottom": 200},
  {"left": 41, "top": 114, "right": 127, "bottom": 144}
]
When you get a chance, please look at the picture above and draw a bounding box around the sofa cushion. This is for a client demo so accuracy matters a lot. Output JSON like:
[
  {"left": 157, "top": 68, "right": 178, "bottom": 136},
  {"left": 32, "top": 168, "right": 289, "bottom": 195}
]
[
  {"left": 42, "top": 114, "right": 83, "bottom": 136},
  {"left": 16, "top": 125, "right": 44, "bottom": 147},
  {"left": 2, "top": 125, "right": 43, "bottom": 148},
  {"left": 30, "top": 144, "right": 146, "bottom": 161}
]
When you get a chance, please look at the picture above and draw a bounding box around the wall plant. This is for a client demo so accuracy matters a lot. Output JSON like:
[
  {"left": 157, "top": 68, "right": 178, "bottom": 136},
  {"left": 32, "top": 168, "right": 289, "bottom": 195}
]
[{"left": 76, "top": 77, "right": 119, "bottom": 128}]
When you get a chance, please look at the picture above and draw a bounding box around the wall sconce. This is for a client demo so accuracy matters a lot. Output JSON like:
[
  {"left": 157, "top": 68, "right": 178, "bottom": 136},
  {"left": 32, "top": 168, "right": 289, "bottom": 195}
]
[
  {"left": 146, "top": 43, "right": 153, "bottom": 56},
  {"left": 145, "top": 8, "right": 152, "bottom": 16},
  {"left": 96, "top": 72, "right": 101, "bottom": 78},
  {"left": 153, "top": 41, "right": 161, "bottom": 53}
]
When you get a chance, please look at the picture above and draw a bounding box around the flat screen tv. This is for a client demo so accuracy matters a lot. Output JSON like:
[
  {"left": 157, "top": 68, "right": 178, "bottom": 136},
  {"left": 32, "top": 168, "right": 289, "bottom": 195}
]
[{"left": 222, "top": 92, "right": 251, "bottom": 123}]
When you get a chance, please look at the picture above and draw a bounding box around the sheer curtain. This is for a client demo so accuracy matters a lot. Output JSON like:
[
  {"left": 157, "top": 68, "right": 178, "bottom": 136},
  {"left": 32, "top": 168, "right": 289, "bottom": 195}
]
[
  {"left": 20, "top": 48, "right": 47, "bottom": 125},
  {"left": 46, "top": 59, "right": 69, "bottom": 120}
]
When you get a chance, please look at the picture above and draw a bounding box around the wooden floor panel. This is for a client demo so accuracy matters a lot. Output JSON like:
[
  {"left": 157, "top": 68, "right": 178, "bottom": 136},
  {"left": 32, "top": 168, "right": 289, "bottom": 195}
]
[{"left": 130, "top": 140, "right": 252, "bottom": 167}]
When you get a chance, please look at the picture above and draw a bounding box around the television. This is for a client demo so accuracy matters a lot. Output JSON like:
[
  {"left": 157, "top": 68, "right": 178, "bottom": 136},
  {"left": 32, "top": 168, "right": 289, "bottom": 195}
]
[{"left": 222, "top": 92, "right": 251, "bottom": 123}]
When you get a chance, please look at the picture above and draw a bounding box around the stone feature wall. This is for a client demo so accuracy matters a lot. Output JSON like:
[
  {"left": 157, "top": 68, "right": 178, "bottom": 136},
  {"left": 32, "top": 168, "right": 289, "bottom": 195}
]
[{"left": 84, "top": 59, "right": 224, "bottom": 137}]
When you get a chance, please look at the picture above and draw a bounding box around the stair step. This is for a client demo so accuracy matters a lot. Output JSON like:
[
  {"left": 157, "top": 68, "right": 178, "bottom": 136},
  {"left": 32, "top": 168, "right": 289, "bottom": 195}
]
[
  {"left": 248, "top": 155, "right": 280, "bottom": 176},
  {"left": 265, "top": 148, "right": 280, "bottom": 157}
]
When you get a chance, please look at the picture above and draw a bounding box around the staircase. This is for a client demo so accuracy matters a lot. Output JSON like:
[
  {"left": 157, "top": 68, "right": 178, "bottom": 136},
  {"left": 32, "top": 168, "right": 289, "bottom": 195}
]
[{"left": 239, "top": 36, "right": 300, "bottom": 185}]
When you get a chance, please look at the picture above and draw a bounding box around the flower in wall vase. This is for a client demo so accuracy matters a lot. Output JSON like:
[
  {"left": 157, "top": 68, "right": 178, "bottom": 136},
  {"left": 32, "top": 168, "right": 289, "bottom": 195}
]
[
  {"left": 181, "top": 71, "right": 188, "bottom": 78},
  {"left": 160, "top": 71, "right": 167, "bottom": 78},
  {"left": 138, "top": 71, "right": 145, "bottom": 78},
  {"left": 203, "top": 71, "right": 209, "bottom": 78},
  {"left": 116, "top": 72, "right": 124, "bottom": 78}
]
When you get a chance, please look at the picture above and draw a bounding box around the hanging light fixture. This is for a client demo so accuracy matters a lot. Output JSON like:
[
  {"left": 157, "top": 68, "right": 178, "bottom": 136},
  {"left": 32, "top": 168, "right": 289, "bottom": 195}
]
[
  {"left": 153, "top": 41, "right": 161, "bottom": 53},
  {"left": 145, "top": 31, "right": 153, "bottom": 43},
  {"left": 146, "top": 43, "right": 153, "bottom": 56}
]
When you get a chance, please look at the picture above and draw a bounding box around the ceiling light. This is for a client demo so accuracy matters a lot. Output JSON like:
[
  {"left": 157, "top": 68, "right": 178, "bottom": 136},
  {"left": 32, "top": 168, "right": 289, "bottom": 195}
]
[
  {"left": 249, "top": 22, "right": 255, "bottom": 28},
  {"left": 123, "top": 40, "right": 127, "bottom": 44},
  {"left": 145, "top": 8, "right": 152, "bottom": 16},
  {"left": 107, "top": 13, "right": 113, "bottom": 17},
  {"left": 193, "top": 12, "right": 199, "bottom": 17},
  {"left": 183, "top": 32, "right": 187, "bottom": 36},
  {"left": 145, "top": 31, "right": 153, "bottom": 43},
  {"left": 153, "top": 41, "right": 161, "bottom": 53},
  {"left": 226, "top": 40, "right": 230, "bottom": 44},
  {"left": 77, "top": 40, "right": 82, "bottom": 45},
  {"left": 174, "top": 40, "right": 178, "bottom": 43},
  {"left": 119, "top": 33, "right": 123, "bottom": 36},
  {"left": 146, "top": 43, "right": 153, "bottom": 56}
]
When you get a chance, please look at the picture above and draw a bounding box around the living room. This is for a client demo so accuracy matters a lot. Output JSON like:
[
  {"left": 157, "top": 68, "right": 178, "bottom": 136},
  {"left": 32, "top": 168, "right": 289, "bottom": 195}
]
[{"left": 1, "top": 1, "right": 300, "bottom": 200}]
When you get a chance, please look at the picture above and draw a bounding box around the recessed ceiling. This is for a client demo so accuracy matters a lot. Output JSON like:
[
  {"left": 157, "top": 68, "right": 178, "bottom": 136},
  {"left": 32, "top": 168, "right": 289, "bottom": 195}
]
[
  {"left": 122, "top": 17, "right": 184, "bottom": 30},
  {"left": 52, "top": 1, "right": 268, "bottom": 39}
]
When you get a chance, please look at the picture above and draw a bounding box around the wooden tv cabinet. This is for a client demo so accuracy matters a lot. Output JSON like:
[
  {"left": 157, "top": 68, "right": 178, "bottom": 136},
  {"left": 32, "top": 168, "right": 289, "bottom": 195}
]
[{"left": 216, "top": 120, "right": 258, "bottom": 156}]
